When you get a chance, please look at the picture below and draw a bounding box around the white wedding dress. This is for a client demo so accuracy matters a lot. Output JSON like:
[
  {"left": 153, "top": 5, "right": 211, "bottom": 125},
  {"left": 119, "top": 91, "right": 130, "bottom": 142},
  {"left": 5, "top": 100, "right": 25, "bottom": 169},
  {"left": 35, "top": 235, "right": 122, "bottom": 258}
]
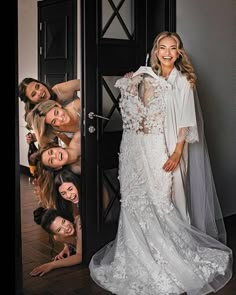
[{"left": 89, "top": 73, "right": 232, "bottom": 295}]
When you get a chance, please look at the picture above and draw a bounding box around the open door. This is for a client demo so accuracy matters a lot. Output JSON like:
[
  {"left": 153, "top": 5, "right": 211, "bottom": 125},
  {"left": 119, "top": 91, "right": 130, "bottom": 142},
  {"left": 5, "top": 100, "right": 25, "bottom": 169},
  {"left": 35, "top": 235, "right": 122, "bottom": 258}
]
[{"left": 81, "top": 0, "right": 176, "bottom": 263}]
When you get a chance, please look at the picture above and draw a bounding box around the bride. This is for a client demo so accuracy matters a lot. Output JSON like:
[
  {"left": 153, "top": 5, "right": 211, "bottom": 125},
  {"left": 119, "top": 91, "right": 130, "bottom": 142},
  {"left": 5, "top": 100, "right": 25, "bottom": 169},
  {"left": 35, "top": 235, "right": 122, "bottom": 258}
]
[{"left": 89, "top": 32, "right": 232, "bottom": 295}]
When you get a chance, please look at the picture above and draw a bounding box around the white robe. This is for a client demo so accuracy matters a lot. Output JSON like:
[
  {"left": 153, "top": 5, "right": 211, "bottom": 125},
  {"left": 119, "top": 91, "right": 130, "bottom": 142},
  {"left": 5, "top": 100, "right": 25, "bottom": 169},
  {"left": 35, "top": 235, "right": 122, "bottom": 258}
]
[{"left": 164, "top": 67, "right": 226, "bottom": 242}]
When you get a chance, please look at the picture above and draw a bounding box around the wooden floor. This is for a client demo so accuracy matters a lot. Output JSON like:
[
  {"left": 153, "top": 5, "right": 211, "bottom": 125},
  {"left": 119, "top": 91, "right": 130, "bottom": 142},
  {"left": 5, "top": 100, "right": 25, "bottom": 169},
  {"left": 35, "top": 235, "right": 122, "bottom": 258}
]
[{"left": 20, "top": 173, "right": 236, "bottom": 295}]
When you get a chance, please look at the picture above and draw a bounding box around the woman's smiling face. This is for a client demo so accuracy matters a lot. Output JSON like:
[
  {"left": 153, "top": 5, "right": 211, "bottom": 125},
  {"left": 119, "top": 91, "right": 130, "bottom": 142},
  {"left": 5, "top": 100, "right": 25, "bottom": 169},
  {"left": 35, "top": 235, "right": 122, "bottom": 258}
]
[
  {"left": 59, "top": 182, "right": 79, "bottom": 204},
  {"left": 45, "top": 106, "right": 70, "bottom": 129},
  {"left": 50, "top": 216, "right": 75, "bottom": 237},
  {"left": 156, "top": 36, "right": 179, "bottom": 68},
  {"left": 42, "top": 147, "right": 68, "bottom": 169},
  {"left": 26, "top": 81, "right": 51, "bottom": 104}
]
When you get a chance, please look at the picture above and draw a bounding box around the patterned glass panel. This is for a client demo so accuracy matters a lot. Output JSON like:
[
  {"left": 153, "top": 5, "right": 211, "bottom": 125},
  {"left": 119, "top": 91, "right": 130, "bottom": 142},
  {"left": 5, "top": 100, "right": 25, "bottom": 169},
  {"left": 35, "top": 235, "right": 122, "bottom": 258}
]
[
  {"left": 102, "top": 0, "right": 134, "bottom": 40},
  {"left": 104, "top": 109, "right": 123, "bottom": 132},
  {"left": 102, "top": 76, "right": 122, "bottom": 132},
  {"left": 103, "top": 168, "right": 121, "bottom": 223}
]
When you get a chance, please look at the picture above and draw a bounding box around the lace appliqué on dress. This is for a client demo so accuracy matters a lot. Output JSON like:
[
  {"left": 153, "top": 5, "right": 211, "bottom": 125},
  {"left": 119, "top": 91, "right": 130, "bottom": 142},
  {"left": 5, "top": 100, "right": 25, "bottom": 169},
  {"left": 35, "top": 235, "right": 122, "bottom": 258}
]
[{"left": 115, "top": 75, "right": 171, "bottom": 135}]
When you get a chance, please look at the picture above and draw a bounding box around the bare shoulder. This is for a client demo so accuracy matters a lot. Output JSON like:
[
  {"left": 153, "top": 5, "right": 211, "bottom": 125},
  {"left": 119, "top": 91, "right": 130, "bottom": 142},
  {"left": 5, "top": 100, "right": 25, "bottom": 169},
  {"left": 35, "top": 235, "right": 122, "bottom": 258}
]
[
  {"left": 71, "top": 130, "right": 80, "bottom": 142},
  {"left": 73, "top": 98, "right": 80, "bottom": 109},
  {"left": 60, "top": 79, "right": 80, "bottom": 90},
  {"left": 69, "top": 162, "right": 81, "bottom": 175}
]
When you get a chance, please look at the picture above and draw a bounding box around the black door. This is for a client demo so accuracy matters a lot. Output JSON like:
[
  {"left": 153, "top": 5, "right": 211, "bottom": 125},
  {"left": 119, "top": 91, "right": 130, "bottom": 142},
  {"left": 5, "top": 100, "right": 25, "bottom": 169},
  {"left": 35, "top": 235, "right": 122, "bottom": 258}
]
[
  {"left": 38, "top": 0, "right": 77, "bottom": 86},
  {"left": 81, "top": 0, "right": 175, "bottom": 263}
]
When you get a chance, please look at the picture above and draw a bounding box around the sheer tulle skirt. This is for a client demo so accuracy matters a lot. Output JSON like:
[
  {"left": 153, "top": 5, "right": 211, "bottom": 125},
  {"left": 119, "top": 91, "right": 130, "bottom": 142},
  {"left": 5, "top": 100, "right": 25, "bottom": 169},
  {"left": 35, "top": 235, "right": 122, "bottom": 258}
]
[{"left": 89, "top": 133, "right": 232, "bottom": 295}]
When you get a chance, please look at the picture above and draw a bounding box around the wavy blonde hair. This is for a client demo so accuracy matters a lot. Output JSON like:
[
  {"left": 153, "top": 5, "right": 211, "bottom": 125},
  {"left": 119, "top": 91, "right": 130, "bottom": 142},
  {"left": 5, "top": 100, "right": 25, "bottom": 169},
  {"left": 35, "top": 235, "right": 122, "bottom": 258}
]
[
  {"left": 150, "top": 31, "right": 196, "bottom": 87},
  {"left": 26, "top": 100, "right": 61, "bottom": 146}
]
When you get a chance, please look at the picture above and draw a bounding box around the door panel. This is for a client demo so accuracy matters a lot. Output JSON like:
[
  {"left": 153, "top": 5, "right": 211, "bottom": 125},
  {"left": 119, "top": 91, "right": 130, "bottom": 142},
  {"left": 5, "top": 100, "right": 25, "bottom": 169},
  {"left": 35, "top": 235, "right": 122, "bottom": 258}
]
[
  {"left": 82, "top": 0, "right": 150, "bottom": 263},
  {"left": 38, "top": 0, "right": 77, "bottom": 86}
]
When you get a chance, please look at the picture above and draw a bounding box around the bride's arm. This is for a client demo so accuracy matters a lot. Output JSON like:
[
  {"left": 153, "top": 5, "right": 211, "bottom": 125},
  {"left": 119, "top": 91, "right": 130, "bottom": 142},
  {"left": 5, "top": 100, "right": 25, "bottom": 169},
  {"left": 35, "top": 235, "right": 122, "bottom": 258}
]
[{"left": 162, "top": 140, "right": 185, "bottom": 172}]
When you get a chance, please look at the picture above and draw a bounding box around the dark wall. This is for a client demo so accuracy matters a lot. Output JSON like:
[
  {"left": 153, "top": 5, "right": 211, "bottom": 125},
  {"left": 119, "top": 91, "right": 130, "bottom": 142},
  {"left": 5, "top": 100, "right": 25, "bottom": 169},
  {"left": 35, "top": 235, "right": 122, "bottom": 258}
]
[{"left": 176, "top": 0, "right": 236, "bottom": 217}]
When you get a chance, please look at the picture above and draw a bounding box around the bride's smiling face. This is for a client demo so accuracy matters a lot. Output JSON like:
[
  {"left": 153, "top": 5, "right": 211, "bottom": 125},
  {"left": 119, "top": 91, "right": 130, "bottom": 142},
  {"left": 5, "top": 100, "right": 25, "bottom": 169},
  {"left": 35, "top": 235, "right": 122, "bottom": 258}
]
[
  {"left": 156, "top": 37, "right": 179, "bottom": 68},
  {"left": 42, "top": 147, "right": 68, "bottom": 169}
]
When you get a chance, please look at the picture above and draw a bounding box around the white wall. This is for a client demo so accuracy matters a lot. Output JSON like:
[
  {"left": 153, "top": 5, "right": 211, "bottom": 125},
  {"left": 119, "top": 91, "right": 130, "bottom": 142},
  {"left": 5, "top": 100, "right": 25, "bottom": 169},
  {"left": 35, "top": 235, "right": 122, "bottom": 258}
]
[
  {"left": 18, "top": 0, "right": 38, "bottom": 166},
  {"left": 177, "top": 0, "right": 236, "bottom": 216},
  {"left": 18, "top": 0, "right": 81, "bottom": 166}
]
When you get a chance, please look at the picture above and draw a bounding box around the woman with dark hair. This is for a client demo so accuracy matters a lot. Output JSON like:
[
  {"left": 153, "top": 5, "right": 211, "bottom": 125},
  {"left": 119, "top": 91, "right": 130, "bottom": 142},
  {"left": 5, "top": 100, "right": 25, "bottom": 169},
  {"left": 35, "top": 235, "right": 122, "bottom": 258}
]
[
  {"left": 54, "top": 168, "right": 81, "bottom": 220},
  {"left": 31, "top": 207, "right": 82, "bottom": 277}
]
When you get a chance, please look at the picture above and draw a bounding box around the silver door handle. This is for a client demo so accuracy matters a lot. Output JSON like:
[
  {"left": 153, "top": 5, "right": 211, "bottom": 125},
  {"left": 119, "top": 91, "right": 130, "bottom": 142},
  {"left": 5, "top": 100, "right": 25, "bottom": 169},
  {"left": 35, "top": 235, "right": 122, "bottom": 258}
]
[{"left": 88, "top": 112, "right": 109, "bottom": 120}]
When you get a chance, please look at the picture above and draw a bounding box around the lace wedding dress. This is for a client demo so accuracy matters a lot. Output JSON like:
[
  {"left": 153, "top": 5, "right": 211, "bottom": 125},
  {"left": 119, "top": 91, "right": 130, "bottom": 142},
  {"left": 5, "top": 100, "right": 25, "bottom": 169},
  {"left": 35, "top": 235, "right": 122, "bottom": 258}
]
[{"left": 89, "top": 73, "right": 232, "bottom": 295}]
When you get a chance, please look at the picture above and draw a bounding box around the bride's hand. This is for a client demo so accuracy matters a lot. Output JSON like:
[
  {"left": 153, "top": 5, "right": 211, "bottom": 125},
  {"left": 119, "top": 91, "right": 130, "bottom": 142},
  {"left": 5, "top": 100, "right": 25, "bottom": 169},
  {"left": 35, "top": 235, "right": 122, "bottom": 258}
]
[
  {"left": 162, "top": 152, "right": 181, "bottom": 172},
  {"left": 124, "top": 72, "right": 134, "bottom": 78}
]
